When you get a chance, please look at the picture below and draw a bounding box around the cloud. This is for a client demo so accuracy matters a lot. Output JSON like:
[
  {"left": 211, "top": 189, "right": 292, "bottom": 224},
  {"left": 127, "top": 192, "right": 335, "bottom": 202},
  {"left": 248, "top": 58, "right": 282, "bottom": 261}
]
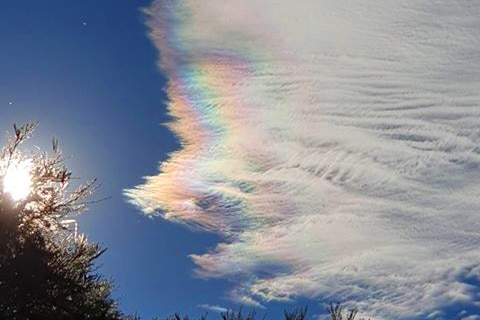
[
  {"left": 198, "top": 304, "right": 228, "bottom": 313},
  {"left": 125, "top": 0, "right": 480, "bottom": 318}
]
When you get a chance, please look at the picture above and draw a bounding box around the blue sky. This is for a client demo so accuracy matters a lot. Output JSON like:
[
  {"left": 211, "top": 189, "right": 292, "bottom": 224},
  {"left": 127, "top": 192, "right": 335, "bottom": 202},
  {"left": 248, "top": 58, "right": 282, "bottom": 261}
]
[{"left": 2, "top": 1, "right": 480, "bottom": 320}]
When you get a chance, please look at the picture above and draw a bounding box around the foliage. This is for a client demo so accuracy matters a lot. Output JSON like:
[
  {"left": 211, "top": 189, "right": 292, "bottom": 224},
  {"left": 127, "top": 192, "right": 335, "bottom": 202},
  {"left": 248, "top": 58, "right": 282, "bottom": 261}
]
[
  {"left": 284, "top": 308, "right": 307, "bottom": 320},
  {"left": 131, "top": 304, "right": 364, "bottom": 320},
  {"left": 326, "top": 303, "right": 363, "bottom": 320},
  {"left": 221, "top": 308, "right": 262, "bottom": 320},
  {"left": 0, "top": 123, "right": 122, "bottom": 320}
]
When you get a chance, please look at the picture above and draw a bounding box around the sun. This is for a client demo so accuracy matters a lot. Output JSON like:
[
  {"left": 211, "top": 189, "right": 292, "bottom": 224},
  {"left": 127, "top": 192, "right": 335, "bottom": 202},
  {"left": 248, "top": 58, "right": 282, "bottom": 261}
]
[{"left": 3, "top": 160, "right": 33, "bottom": 201}]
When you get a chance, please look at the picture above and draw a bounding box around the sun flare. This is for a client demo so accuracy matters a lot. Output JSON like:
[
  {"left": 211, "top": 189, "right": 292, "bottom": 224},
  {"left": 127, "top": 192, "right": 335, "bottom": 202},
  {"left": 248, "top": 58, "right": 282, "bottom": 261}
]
[{"left": 3, "top": 160, "right": 33, "bottom": 201}]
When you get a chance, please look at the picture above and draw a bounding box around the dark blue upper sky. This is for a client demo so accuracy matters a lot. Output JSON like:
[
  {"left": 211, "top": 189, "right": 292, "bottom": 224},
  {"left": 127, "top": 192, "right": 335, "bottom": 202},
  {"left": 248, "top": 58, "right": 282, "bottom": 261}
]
[{"left": 2, "top": 1, "right": 478, "bottom": 320}]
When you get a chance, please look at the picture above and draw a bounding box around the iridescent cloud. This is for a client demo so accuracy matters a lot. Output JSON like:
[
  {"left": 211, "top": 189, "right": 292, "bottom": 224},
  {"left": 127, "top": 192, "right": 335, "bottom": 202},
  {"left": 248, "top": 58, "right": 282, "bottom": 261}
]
[{"left": 125, "top": 1, "right": 480, "bottom": 318}]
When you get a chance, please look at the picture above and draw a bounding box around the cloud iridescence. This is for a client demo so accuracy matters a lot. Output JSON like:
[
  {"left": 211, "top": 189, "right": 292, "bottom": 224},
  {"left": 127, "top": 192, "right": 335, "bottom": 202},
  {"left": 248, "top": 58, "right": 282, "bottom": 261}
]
[{"left": 125, "top": 1, "right": 480, "bottom": 318}]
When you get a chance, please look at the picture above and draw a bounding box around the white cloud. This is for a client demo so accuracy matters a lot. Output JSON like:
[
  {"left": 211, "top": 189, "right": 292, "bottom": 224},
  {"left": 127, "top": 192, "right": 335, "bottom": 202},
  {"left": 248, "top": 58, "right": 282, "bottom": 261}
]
[
  {"left": 126, "top": 0, "right": 480, "bottom": 318},
  {"left": 198, "top": 304, "right": 228, "bottom": 313},
  {"left": 427, "top": 311, "right": 444, "bottom": 319}
]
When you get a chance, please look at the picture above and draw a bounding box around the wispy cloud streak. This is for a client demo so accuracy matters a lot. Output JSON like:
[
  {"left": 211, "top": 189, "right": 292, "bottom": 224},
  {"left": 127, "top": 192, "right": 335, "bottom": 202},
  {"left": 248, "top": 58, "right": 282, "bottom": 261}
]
[
  {"left": 125, "top": 1, "right": 480, "bottom": 318},
  {"left": 198, "top": 304, "right": 228, "bottom": 314}
]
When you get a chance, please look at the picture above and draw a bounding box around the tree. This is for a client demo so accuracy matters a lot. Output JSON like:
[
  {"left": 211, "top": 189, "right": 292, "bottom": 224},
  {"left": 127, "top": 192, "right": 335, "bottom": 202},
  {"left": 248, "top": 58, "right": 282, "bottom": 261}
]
[
  {"left": 0, "top": 123, "right": 122, "bottom": 320},
  {"left": 326, "top": 303, "right": 362, "bottom": 320}
]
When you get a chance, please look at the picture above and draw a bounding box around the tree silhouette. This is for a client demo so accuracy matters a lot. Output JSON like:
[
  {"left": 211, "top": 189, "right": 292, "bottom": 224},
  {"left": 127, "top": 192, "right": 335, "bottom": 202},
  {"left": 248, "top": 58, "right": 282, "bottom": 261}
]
[
  {"left": 0, "top": 123, "right": 122, "bottom": 320},
  {"left": 326, "top": 303, "right": 363, "bottom": 320}
]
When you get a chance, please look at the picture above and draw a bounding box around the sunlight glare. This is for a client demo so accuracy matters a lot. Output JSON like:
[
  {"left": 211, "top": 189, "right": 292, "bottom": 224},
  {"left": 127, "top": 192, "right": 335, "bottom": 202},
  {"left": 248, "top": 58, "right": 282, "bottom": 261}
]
[{"left": 3, "top": 160, "right": 33, "bottom": 201}]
